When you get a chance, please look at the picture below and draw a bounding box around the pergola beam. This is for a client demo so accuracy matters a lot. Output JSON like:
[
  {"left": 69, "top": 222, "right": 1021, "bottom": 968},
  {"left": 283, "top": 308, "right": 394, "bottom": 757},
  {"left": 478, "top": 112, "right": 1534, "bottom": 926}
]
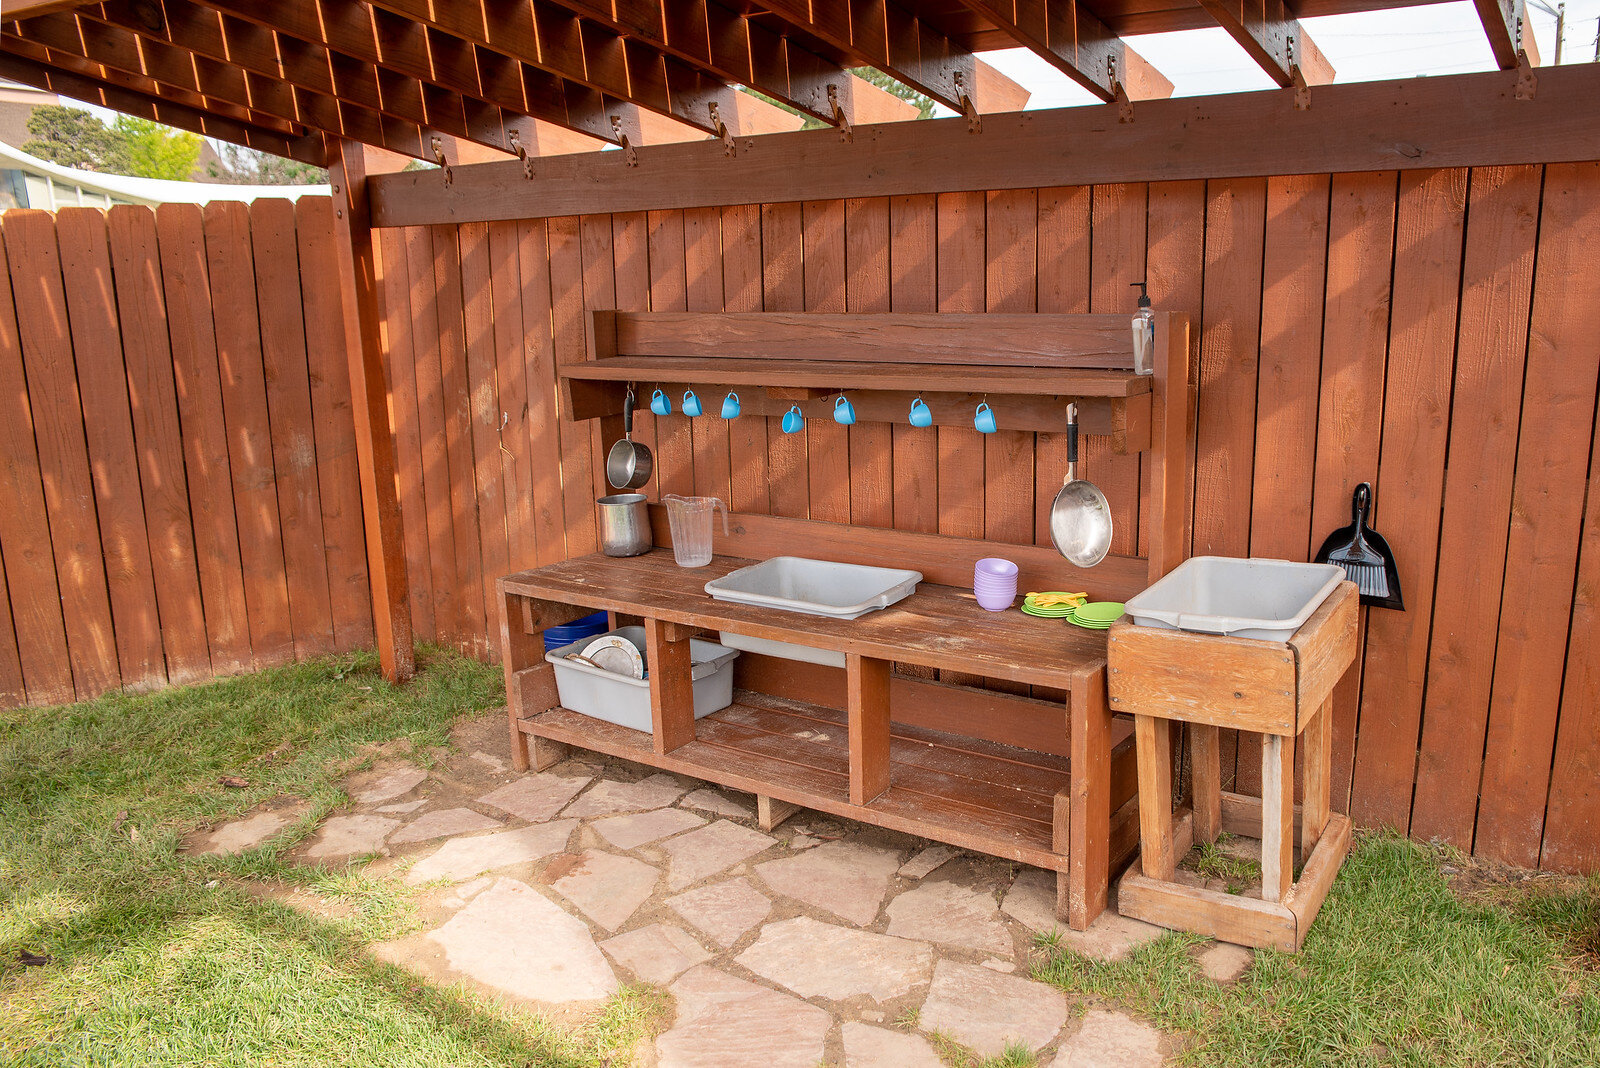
[
  {"left": 0, "top": 48, "right": 323, "bottom": 163},
  {"left": 1473, "top": 0, "right": 1540, "bottom": 69},
  {"left": 545, "top": 0, "right": 915, "bottom": 125},
  {"left": 1197, "top": 0, "right": 1337, "bottom": 87},
  {"left": 952, "top": 0, "right": 1173, "bottom": 101},
  {"left": 750, "top": 0, "right": 1030, "bottom": 115}
]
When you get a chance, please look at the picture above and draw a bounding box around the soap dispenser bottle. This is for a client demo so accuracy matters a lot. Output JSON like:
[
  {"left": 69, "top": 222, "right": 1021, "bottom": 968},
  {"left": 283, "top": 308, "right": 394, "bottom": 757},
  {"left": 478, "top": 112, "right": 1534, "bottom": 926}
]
[{"left": 1130, "top": 281, "right": 1154, "bottom": 376}]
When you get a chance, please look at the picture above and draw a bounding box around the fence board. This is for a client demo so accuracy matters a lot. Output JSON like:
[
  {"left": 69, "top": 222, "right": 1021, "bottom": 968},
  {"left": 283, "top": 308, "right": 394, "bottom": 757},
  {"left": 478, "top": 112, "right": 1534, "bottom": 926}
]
[
  {"left": 460, "top": 220, "right": 509, "bottom": 658},
  {"left": 723, "top": 203, "right": 769, "bottom": 514},
  {"left": 890, "top": 194, "right": 939, "bottom": 536},
  {"left": 4, "top": 209, "right": 120, "bottom": 697},
  {"left": 547, "top": 216, "right": 598, "bottom": 557},
  {"left": 1088, "top": 184, "right": 1147, "bottom": 559},
  {"left": 1407, "top": 165, "right": 1541, "bottom": 844},
  {"left": 646, "top": 209, "right": 694, "bottom": 500},
  {"left": 762, "top": 202, "right": 808, "bottom": 518},
  {"left": 846, "top": 197, "right": 893, "bottom": 530},
  {"left": 0, "top": 226, "right": 72, "bottom": 705},
  {"left": 1035, "top": 186, "right": 1093, "bottom": 549},
  {"left": 518, "top": 218, "right": 568, "bottom": 566},
  {"left": 297, "top": 197, "right": 374, "bottom": 652},
  {"left": 983, "top": 189, "right": 1037, "bottom": 549},
  {"left": 251, "top": 198, "right": 336, "bottom": 659},
  {"left": 204, "top": 201, "right": 295, "bottom": 668},
  {"left": 685, "top": 207, "right": 734, "bottom": 506},
  {"left": 55, "top": 207, "right": 165, "bottom": 689},
  {"left": 803, "top": 199, "right": 850, "bottom": 524},
  {"left": 379, "top": 226, "right": 435, "bottom": 642}
]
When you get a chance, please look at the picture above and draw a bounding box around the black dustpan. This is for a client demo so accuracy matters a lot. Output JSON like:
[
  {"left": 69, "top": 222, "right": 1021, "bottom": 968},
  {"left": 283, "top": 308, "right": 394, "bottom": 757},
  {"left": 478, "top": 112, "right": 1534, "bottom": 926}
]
[{"left": 1315, "top": 483, "right": 1404, "bottom": 610}]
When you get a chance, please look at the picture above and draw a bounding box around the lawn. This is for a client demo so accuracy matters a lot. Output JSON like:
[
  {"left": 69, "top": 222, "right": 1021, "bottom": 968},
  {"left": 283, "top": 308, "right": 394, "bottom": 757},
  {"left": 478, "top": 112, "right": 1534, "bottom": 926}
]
[
  {"left": 0, "top": 647, "right": 662, "bottom": 1068},
  {"left": 2, "top": 648, "right": 1596, "bottom": 1067}
]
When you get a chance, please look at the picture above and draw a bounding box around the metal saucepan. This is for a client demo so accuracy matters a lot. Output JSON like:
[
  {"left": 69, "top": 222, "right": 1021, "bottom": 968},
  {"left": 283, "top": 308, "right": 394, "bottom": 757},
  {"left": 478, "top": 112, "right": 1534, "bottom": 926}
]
[
  {"left": 1049, "top": 403, "right": 1113, "bottom": 567},
  {"left": 605, "top": 385, "right": 653, "bottom": 489}
]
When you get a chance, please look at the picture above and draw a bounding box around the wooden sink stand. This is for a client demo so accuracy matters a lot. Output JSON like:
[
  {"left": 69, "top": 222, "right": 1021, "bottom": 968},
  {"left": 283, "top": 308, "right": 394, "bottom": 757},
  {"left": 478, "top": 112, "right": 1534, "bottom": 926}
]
[{"left": 1107, "top": 582, "right": 1361, "bottom": 951}]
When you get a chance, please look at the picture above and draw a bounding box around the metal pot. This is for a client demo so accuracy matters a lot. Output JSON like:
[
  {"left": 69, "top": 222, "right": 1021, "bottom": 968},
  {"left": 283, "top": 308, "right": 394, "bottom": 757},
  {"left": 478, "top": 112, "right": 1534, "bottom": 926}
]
[
  {"left": 597, "top": 493, "right": 652, "bottom": 557},
  {"left": 605, "top": 386, "right": 653, "bottom": 490}
]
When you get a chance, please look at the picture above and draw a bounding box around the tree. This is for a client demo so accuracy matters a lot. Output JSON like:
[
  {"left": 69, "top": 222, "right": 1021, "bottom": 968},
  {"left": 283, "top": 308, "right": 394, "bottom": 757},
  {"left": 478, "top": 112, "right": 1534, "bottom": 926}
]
[
  {"left": 115, "top": 116, "right": 202, "bottom": 180},
  {"left": 849, "top": 68, "right": 937, "bottom": 119},
  {"left": 21, "top": 104, "right": 130, "bottom": 173},
  {"left": 207, "top": 144, "right": 328, "bottom": 186}
]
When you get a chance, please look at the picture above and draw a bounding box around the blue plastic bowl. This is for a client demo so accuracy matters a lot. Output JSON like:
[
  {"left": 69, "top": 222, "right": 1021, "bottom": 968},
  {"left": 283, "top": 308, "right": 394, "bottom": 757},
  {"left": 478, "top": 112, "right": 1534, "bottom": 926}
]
[{"left": 542, "top": 610, "right": 610, "bottom": 652}]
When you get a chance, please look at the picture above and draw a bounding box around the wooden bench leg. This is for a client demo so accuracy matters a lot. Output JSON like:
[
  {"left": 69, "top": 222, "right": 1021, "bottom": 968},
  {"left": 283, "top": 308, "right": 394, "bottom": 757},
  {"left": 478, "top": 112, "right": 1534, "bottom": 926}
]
[
  {"left": 1301, "top": 697, "right": 1333, "bottom": 856},
  {"left": 1066, "top": 663, "right": 1111, "bottom": 929},
  {"left": 1134, "top": 714, "right": 1176, "bottom": 881},
  {"left": 646, "top": 617, "right": 697, "bottom": 755},
  {"left": 499, "top": 590, "right": 543, "bottom": 773},
  {"left": 847, "top": 653, "right": 892, "bottom": 805},
  {"left": 529, "top": 736, "right": 571, "bottom": 772},
  {"left": 758, "top": 795, "right": 802, "bottom": 832},
  {"left": 1262, "top": 733, "right": 1295, "bottom": 903},
  {"left": 1191, "top": 724, "right": 1222, "bottom": 845}
]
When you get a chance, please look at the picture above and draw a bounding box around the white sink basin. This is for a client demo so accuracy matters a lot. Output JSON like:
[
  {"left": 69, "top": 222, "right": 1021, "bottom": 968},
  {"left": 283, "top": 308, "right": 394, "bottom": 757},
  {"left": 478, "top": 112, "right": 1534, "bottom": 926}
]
[{"left": 704, "top": 557, "right": 922, "bottom": 668}]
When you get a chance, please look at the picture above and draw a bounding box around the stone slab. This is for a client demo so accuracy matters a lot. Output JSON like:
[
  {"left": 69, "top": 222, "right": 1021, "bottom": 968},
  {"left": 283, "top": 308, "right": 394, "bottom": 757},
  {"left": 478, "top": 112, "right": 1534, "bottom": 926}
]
[
  {"left": 754, "top": 838, "right": 901, "bottom": 926},
  {"left": 425, "top": 878, "right": 616, "bottom": 1003},
  {"left": 188, "top": 807, "right": 304, "bottom": 856},
  {"left": 600, "top": 923, "right": 710, "bottom": 984},
  {"left": 1050, "top": 1009, "right": 1166, "bottom": 1067},
  {"left": 680, "top": 788, "right": 754, "bottom": 819},
  {"left": 349, "top": 765, "right": 427, "bottom": 804},
  {"left": 389, "top": 807, "right": 501, "bottom": 845},
  {"left": 898, "top": 846, "right": 957, "bottom": 880},
  {"left": 1198, "top": 942, "right": 1255, "bottom": 982},
  {"left": 304, "top": 814, "right": 400, "bottom": 858},
  {"left": 665, "top": 878, "right": 772, "bottom": 948},
  {"left": 736, "top": 917, "right": 932, "bottom": 1001},
  {"left": 1001, "top": 868, "right": 1060, "bottom": 933},
  {"left": 592, "top": 807, "right": 706, "bottom": 850},
  {"left": 406, "top": 820, "right": 577, "bottom": 884},
  {"left": 1057, "top": 909, "right": 1167, "bottom": 964},
  {"left": 885, "top": 880, "right": 1012, "bottom": 956},
  {"left": 657, "top": 965, "right": 830, "bottom": 1068},
  {"left": 549, "top": 849, "right": 660, "bottom": 932},
  {"left": 659, "top": 821, "right": 775, "bottom": 890},
  {"left": 561, "top": 773, "right": 686, "bottom": 817},
  {"left": 842, "top": 1023, "right": 944, "bottom": 1068},
  {"left": 375, "top": 800, "right": 427, "bottom": 815},
  {"left": 477, "top": 774, "right": 590, "bottom": 823},
  {"left": 920, "top": 959, "right": 1068, "bottom": 1056}
]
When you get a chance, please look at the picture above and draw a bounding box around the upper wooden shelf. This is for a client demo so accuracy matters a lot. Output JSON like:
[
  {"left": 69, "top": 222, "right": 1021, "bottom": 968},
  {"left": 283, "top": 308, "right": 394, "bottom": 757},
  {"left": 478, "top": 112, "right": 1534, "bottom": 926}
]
[{"left": 560, "top": 356, "right": 1150, "bottom": 398}]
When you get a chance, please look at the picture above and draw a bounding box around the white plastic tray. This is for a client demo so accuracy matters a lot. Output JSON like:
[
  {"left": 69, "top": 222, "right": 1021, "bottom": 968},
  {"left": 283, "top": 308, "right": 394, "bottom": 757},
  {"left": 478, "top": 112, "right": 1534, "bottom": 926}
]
[
  {"left": 704, "top": 557, "right": 922, "bottom": 620},
  {"left": 1124, "top": 557, "right": 1346, "bottom": 642},
  {"left": 545, "top": 626, "right": 738, "bottom": 732}
]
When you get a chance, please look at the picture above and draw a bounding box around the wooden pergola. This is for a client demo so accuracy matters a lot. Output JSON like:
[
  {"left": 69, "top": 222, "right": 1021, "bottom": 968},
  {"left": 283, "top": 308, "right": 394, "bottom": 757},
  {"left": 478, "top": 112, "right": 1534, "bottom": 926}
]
[{"left": 0, "top": 0, "right": 1564, "bottom": 685}]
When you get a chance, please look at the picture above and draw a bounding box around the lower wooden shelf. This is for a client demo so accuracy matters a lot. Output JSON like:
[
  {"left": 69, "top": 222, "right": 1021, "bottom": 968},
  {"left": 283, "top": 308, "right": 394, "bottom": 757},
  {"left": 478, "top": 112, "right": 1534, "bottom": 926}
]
[{"left": 519, "top": 689, "right": 1126, "bottom": 872}]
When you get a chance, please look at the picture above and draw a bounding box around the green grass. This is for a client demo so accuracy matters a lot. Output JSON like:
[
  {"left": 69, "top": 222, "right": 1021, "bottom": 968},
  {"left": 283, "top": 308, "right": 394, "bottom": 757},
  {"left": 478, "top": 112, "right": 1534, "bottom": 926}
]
[
  {"left": 1187, "top": 834, "right": 1263, "bottom": 895},
  {"left": 0, "top": 647, "right": 666, "bottom": 1067},
  {"left": 1034, "top": 832, "right": 1600, "bottom": 1068}
]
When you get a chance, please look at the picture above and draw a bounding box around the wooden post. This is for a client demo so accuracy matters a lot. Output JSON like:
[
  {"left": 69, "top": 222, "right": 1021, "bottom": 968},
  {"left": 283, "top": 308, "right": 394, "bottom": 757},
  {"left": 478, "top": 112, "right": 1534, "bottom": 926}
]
[
  {"left": 1134, "top": 714, "right": 1176, "bottom": 881},
  {"left": 1191, "top": 723, "right": 1223, "bottom": 844},
  {"left": 1301, "top": 697, "right": 1333, "bottom": 855},
  {"left": 847, "top": 653, "right": 892, "bottom": 805},
  {"left": 326, "top": 137, "right": 412, "bottom": 682},
  {"left": 1146, "top": 312, "right": 1192, "bottom": 585},
  {"left": 1066, "top": 662, "right": 1112, "bottom": 928},
  {"left": 646, "top": 616, "right": 696, "bottom": 754},
  {"left": 1262, "top": 733, "right": 1296, "bottom": 903}
]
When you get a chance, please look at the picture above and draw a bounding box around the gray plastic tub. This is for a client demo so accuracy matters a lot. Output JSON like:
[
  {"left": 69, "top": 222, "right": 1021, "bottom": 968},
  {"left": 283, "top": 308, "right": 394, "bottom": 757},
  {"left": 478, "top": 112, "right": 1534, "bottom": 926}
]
[
  {"left": 704, "top": 557, "right": 922, "bottom": 669},
  {"left": 545, "top": 626, "right": 739, "bottom": 733},
  {"left": 1124, "top": 557, "right": 1346, "bottom": 642},
  {"left": 704, "top": 557, "right": 923, "bottom": 619}
]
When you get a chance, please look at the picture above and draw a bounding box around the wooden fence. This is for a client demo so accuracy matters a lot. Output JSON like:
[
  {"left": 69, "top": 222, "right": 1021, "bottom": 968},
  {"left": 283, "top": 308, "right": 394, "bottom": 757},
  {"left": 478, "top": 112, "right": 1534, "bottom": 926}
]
[
  {"left": 3, "top": 167, "right": 1598, "bottom": 875},
  {"left": 0, "top": 202, "right": 373, "bottom": 708}
]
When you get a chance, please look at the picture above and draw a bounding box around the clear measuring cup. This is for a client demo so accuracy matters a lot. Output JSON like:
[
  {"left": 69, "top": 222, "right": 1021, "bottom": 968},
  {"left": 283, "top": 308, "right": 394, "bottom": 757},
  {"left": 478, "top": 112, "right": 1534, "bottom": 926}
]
[{"left": 662, "top": 494, "right": 729, "bottom": 568}]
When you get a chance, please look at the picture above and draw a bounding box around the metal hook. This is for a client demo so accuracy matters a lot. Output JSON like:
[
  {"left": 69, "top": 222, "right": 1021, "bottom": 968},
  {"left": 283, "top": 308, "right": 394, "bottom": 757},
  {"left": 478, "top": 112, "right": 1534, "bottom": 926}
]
[
  {"left": 610, "top": 116, "right": 639, "bottom": 167},
  {"left": 953, "top": 71, "right": 980, "bottom": 133},
  {"left": 507, "top": 128, "right": 534, "bottom": 178},
  {"left": 826, "top": 84, "right": 853, "bottom": 143},
  {"left": 430, "top": 135, "right": 454, "bottom": 187}
]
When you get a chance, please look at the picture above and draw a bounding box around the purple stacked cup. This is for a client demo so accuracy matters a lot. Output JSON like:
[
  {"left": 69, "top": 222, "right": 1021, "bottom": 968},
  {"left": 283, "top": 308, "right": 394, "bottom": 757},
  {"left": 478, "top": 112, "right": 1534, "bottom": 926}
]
[{"left": 974, "top": 557, "right": 1019, "bottom": 612}]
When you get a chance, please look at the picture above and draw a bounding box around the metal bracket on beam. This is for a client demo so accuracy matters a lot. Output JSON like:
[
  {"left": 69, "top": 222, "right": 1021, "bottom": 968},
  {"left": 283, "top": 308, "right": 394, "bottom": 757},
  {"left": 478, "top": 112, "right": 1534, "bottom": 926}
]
[
  {"left": 1108, "top": 59, "right": 1133, "bottom": 124},
  {"left": 708, "top": 102, "right": 737, "bottom": 155},
  {"left": 1514, "top": 48, "right": 1537, "bottom": 100},
  {"left": 506, "top": 129, "right": 534, "bottom": 179},
  {"left": 610, "top": 116, "right": 638, "bottom": 167},
  {"left": 826, "top": 85, "right": 853, "bottom": 143},
  {"left": 953, "top": 72, "right": 981, "bottom": 133},
  {"left": 430, "top": 135, "right": 453, "bottom": 187},
  {"left": 1287, "top": 37, "right": 1311, "bottom": 111}
]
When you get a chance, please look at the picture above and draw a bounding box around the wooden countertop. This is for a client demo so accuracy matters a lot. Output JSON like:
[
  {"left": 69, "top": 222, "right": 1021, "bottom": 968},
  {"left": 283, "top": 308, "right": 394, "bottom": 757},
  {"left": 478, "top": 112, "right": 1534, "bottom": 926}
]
[{"left": 503, "top": 550, "right": 1109, "bottom": 689}]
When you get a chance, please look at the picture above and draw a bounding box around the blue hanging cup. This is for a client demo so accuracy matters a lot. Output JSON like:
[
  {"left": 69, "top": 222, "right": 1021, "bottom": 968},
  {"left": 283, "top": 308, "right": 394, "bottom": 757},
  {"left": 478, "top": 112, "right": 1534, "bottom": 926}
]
[
  {"left": 833, "top": 395, "right": 856, "bottom": 425},
  {"left": 650, "top": 388, "right": 672, "bottom": 416},
  {"left": 909, "top": 397, "right": 933, "bottom": 428},
  {"left": 721, "top": 391, "right": 741, "bottom": 419},
  {"left": 781, "top": 405, "right": 804, "bottom": 434},
  {"left": 682, "top": 390, "right": 703, "bottom": 417},
  {"left": 975, "top": 402, "right": 997, "bottom": 434}
]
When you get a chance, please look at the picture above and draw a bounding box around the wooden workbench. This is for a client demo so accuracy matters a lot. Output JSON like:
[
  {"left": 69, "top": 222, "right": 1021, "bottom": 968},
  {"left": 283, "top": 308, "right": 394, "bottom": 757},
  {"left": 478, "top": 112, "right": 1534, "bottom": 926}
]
[{"left": 498, "top": 550, "right": 1139, "bottom": 930}]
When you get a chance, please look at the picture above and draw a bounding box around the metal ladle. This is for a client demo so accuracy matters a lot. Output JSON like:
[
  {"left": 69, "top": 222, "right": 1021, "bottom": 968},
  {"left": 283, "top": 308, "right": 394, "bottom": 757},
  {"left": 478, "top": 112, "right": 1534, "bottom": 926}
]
[
  {"left": 1048, "top": 403, "right": 1113, "bottom": 567},
  {"left": 605, "top": 385, "right": 653, "bottom": 489}
]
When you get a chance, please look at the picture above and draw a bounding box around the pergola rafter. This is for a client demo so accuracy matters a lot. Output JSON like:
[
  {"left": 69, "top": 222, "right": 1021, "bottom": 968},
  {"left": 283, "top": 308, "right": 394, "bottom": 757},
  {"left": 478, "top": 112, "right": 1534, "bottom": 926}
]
[
  {"left": 947, "top": 0, "right": 1173, "bottom": 101},
  {"left": 1473, "top": 0, "right": 1540, "bottom": 69},
  {"left": 1196, "top": 0, "right": 1337, "bottom": 87}
]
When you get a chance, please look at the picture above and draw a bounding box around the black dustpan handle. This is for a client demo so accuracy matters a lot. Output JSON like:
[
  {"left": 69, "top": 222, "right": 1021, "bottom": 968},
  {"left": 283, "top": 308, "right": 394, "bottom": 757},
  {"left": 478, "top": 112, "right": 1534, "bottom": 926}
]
[{"left": 1351, "top": 483, "right": 1373, "bottom": 544}]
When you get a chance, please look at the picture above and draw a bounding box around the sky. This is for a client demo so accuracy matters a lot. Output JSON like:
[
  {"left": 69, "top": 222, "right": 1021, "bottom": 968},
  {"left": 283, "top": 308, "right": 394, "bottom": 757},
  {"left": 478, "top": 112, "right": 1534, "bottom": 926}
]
[{"left": 983, "top": 0, "right": 1600, "bottom": 109}]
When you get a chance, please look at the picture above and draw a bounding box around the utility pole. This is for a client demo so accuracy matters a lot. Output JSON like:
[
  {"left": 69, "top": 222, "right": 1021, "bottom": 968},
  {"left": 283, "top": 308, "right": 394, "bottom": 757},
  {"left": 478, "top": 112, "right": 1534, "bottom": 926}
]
[{"left": 1529, "top": 0, "right": 1566, "bottom": 63}]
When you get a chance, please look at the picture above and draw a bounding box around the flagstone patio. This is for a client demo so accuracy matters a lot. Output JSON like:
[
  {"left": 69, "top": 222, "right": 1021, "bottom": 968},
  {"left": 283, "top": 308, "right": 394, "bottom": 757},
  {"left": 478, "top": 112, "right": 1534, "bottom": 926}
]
[{"left": 201, "top": 710, "right": 1254, "bottom": 1065}]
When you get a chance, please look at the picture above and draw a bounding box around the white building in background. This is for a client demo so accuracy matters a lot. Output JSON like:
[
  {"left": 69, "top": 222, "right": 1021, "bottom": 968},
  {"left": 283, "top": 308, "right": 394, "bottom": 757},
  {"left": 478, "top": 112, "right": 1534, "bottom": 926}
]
[{"left": 0, "top": 79, "right": 328, "bottom": 209}]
